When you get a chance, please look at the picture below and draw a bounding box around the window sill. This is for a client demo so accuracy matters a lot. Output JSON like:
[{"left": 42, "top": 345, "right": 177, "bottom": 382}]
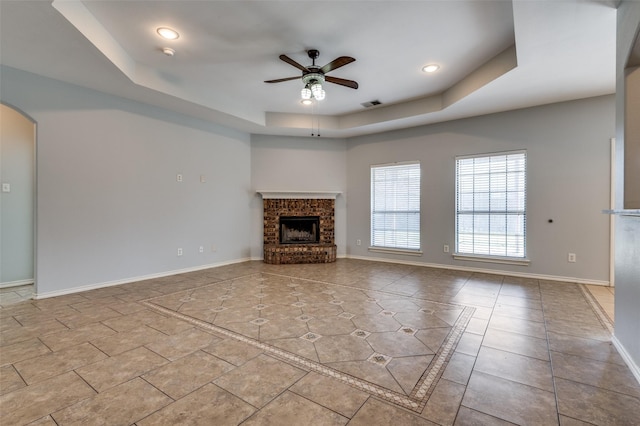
[
  {"left": 452, "top": 253, "right": 530, "bottom": 266},
  {"left": 368, "top": 247, "right": 423, "bottom": 256}
]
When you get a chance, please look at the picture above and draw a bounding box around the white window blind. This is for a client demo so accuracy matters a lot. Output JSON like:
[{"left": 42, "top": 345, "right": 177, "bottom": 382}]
[
  {"left": 371, "top": 162, "right": 421, "bottom": 250},
  {"left": 456, "top": 151, "right": 526, "bottom": 258}
]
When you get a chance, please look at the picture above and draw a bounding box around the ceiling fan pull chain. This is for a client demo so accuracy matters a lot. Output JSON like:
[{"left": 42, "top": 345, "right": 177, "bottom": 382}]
[{"left": 311, "top": 102, "right": 315, "bottom": 136}]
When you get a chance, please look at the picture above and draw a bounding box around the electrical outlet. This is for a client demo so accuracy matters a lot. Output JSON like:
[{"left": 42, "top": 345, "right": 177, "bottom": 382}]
[
  {"left": 200, "top": 175, "right": 206, "bottom": 183},
  {"left": 211, "top": 245, "right": 217, "bottom": 252},
  {"left": 356, "top": 239, "right": 362, "bottom": 246},
  {"left": 443, "top": 244, "right": 450, "bottom": 253},
  {"left": 199, "top": 246, "right": 204, "bottom": 253},
  {"left": 177, "top": 248, "right": 183, "bottom": 256},
  {"left": 568, "top": 253, "right": 576, "bottom": 263},
  {"left": 176, "top": 174, "right": 183, "bottom": 182}
]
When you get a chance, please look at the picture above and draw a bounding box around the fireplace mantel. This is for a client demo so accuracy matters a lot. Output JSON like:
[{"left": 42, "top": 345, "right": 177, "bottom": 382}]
[{"left": 257, "top": 190, "right": 342, "bottom": 200}]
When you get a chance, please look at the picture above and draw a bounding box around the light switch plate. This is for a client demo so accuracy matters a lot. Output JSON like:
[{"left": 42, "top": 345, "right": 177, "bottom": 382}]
[{"left": 1, "top": 183, "right": 10, "bottom": 193}]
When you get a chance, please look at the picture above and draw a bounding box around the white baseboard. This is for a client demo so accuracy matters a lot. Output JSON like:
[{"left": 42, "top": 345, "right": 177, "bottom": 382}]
[
  {"left": 33, "top": 254, "right": 610, "bottom": 299},
  {"left": 0, "top": 279, "right": 34, "bottom": 289},
  {"left": 612, "top": 335, "right": 640, "bottom": 385},
  {"left": 34, "top": 258, "right": 253, "bottom": 300},
  {"left": 345, "top": 255, "right": 610, "bottom": 286}
]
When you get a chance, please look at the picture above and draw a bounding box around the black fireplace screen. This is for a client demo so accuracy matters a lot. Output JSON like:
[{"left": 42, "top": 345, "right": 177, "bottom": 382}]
[{"left": 279, "top": 216, "right": 320, "bottom": 244}]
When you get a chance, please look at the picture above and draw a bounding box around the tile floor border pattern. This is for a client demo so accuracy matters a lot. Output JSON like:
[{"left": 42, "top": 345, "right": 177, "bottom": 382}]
[
  {"left": 579, "top": 284, "right": 614, "bottom": 333},
  {"left": 142, "top": 272, "right": 476, "bottom": 413},
  {"left": 411, "top": 306, "right": 474, "bottom": 402}
]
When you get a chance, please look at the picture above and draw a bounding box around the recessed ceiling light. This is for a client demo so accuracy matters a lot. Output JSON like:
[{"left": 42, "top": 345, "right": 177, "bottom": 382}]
[
  {"left": 157, "top": 27, "right": 179, "bottom": 40},
  {"left": 422, "top": 64, "right": 440, "bottom": 73}
]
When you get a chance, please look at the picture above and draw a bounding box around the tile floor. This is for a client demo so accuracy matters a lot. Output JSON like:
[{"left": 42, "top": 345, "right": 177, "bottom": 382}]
[
  {"left": 584, "top": 285, "right": 615, "bottom": 326},
  {"left": 1, "top": 260, "right": 638, "bottom": 425}
]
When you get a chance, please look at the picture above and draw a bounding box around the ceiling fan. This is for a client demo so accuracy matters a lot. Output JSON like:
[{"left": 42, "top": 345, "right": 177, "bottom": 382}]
[{"left": 265, "top": 49, "right": 358, "bottom": 100}]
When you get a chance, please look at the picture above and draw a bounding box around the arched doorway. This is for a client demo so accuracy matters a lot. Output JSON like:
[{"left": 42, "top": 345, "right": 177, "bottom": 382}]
[{"left": 1, "top": 103, "right": 36, "bottom": 300}]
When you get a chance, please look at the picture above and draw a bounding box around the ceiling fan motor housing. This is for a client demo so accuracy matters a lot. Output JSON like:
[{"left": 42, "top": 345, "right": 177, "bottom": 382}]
[
  {"left": 304, "top": 50, "right": 324, "bottom": 85},
  {"left": 302, "top": 71, "right": 325, "bottom": 86}
]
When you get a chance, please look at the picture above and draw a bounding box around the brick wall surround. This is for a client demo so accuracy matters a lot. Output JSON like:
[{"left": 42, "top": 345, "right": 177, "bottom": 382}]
[{"left": 263, "top": 199, "right": 337, "bottom": 264}]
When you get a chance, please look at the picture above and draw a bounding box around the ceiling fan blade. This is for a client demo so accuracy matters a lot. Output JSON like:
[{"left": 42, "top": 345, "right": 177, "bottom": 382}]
[
  {"left": 264, "top": 76, "right": 300, "bottom": 83},
  {"left": 325, "top": 76, "right": 359, "bottom": 89},
  {"left": 279, "top": 54, "right": 310, "bottom": 72},
  {"left": 320, "top": 56, "right": 355, "bottom": 74}
]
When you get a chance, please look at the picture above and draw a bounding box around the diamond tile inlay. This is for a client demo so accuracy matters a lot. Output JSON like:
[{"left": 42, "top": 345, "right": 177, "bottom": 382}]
[
  {"left": 399, "top": 327, "right": 417, "bottom": 336},
  {"left": 296, "top": 314, "right": 313, "bottom": 322},
  {"left": 368, "top": 352, "right": 392, "bottom": 367},
  {"left": 351, "top": 329, "right": 371, "bottom": 339},
  {"left": 300, "top": 332, "right": 322, "bottom": 343},
  {"left": 144, "top": 272, "right": 475, "bottom": 413}
]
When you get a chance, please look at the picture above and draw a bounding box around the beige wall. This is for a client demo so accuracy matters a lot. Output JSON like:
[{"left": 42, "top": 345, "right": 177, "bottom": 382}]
[
  {"left": 0, "top": 68, "right": 252, "bottom": 296},
  {"left": 346, "top": 96, "right": 614, "bottom": 284}
]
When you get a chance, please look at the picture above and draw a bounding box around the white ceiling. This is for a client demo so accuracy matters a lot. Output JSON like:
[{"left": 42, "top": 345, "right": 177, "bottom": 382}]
[{"left": 0, "top": 0, "right": 617, "bottom": 138}]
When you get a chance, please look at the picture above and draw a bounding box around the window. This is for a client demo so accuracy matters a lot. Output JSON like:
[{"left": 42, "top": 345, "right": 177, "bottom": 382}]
[
  {"left": 371, "top": 162, "right": 421, "bottom": 251},
  {"left": 456, "top": 151, "right": 526, "bottom": 259}
]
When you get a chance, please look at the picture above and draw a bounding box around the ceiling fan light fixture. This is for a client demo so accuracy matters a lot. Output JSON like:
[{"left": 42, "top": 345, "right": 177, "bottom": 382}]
[
  {"left": 301, "top": 99, "right": 313, "bottom": 105},
  {"left": 157, "top": 27, "right": 179, "bottom": 40},
  {"left": 301, "top": 87, "right": 312, "bottom": 100},
  {"left": 422, "top": 64, "right": 440, "bottom": 73},
  {"left": 311, "top": 83, "right": 324, "bottom": 100}
]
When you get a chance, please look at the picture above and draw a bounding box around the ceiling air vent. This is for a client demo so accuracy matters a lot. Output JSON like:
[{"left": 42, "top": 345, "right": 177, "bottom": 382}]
[{"left": 361, "top": 100, "right": 382, "bottom": 108}]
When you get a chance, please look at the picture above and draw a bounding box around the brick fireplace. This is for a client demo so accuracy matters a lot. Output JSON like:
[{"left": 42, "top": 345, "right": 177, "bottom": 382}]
[{"left": 258, "top": 191, "right": 340, "bottom": 264}]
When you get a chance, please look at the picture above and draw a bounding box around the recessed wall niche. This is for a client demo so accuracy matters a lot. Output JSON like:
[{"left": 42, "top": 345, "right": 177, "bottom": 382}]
[{"left": 624, "top": 65, "right": 639, "bottom": 209}]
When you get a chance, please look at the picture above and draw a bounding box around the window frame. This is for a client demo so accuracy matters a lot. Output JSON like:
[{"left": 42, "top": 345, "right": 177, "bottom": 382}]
[
  {"left": 454, "top": 150, "right": 529, "bottom": 265},
  {"left": 369, "top": 161, "right": 422, "bottom": 255}
]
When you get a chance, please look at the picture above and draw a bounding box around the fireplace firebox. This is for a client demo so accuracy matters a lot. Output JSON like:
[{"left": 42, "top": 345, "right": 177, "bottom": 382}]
[{"left": 280, "top": 216, "right": 320, "bottom": 244}]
